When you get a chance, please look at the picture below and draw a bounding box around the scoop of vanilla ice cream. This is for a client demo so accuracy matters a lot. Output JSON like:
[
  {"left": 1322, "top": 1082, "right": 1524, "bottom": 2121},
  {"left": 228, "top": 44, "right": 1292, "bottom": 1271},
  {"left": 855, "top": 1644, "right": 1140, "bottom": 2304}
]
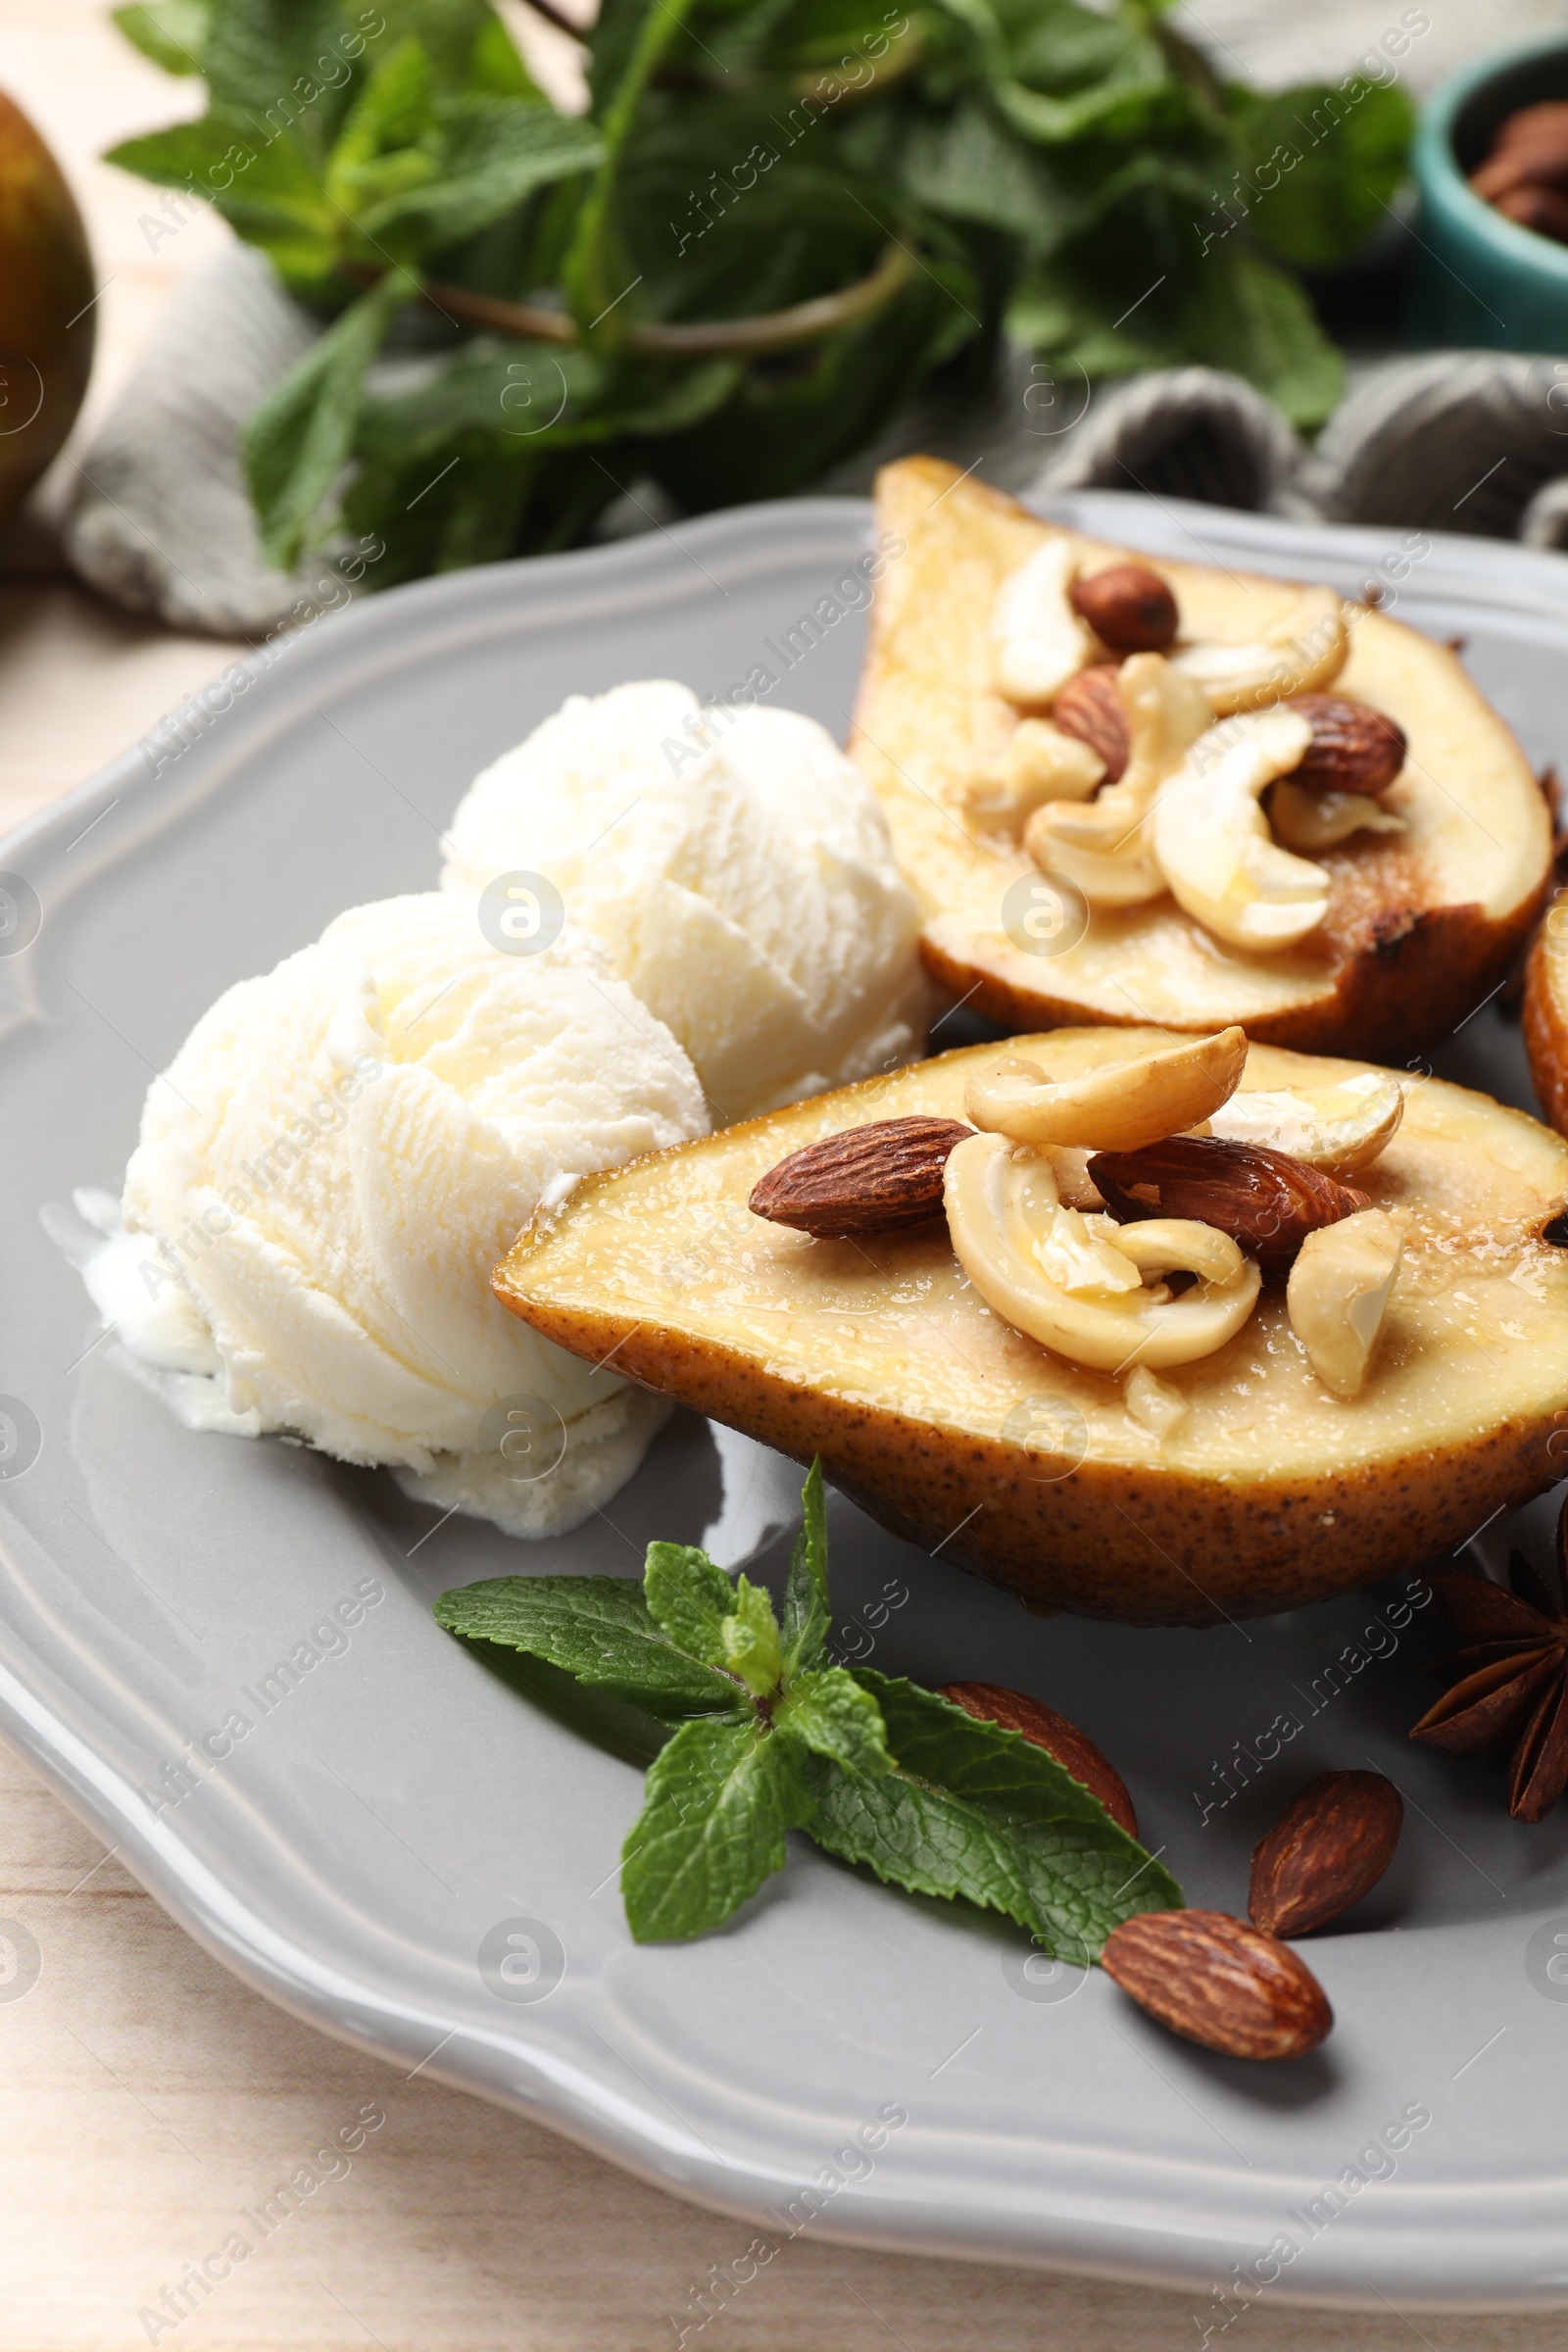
[
  {"left": 440, "top": 681, "right": 930, "bottom": 1120},
  {"left": 108, "top": 892, "right": 708, "bottom": 1535}
]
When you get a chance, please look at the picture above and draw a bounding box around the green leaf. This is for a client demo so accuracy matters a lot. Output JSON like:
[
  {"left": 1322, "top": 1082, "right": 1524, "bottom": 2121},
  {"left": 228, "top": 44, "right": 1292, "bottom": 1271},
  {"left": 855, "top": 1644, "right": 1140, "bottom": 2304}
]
[
  {"left": 1232, "top": 77, "right": 1413, "bottom": 270},
  {"left": 434, "top": 1573, "right": 742, "bottom": 1718},
  {"left": 643, "top": 1540, "right": 736, "bottom": 1667},
  {"left": 375, "top": 0, "right": 520, "bottom": 93},
  {"left": 807, "top": 1672, "right": 1181, "bottom": 1959},
  {"left": 113, "top": 0, "right": 210, "bottom": 74},
  {"left": 898, "top": 94, "right": 1068, "bottom": 246},
  {"left": 467, "top": 10, "right": 537, "bottom": 97},
  {"left": 621, "top": 1713, "right": 811, "bottom": 1941},
  {"left": 719, "top": 1576, "right": 782, "bottom": 1696},
  {"left": 203, "top": 0, "right": 362, "bottom": 165},
  {"left": 776, "top": 1666, "right": 891, "bottom": 1777},
  {"left": 1180, "top": 243, "right": 1344, "bottom": 427},
  {"left": 108, "top": 109, "right": 337, "bottom": 281},
  {"left": 364, "top": 98, "right": 602, "bottom": 252},
  {"left": 242, "top": 266, "right": 411, "bottom": 565},
  {"left": 780, "top": 1456, "right": 829, "bottom": 1676}
]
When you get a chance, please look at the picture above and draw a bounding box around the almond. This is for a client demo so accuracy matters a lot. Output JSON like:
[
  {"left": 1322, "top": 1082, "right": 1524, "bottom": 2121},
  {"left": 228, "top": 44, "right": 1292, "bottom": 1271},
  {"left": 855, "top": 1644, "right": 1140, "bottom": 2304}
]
[
  {"left": 1053, "top": 666, "right": 1130, "bottom": 783},
  {"left": 940, "top": 1681, "right": 1138, "bottom": 1837},
  {"left": 1285, "top": 694, "right": 1407, "bottom": 797},
  {"left": 1088, "top": 1137, "right": 1370, "bottom": 1278},
  {"left": 1101, "top": 1909, "right": 1333, "bottom": 2060},
  {"left": 749, "top": 1116, "right": 971, "bottom": 1237},
  {"left": 1070, "top": 564, "right": 1179, "bottom": 654},
  {"left": 1494, "top": 183, "right": 1568, "bottom": 242},
  {"left": 1248, "top": 1770, "right": 1403, "bottom": 1937}
]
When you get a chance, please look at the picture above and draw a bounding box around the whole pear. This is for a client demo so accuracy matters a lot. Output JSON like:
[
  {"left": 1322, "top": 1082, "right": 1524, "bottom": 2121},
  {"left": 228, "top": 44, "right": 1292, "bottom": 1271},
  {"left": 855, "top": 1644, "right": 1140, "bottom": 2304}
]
[{"left": 0, "top": 90, "right": 94, "bottom": 533}]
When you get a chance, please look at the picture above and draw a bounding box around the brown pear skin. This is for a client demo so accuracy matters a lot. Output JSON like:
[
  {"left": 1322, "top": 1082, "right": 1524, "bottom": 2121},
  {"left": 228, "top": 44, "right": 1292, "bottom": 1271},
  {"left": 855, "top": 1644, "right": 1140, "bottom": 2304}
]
[{"left": 0, "top": 90, "right": 94, "bottom": 534}]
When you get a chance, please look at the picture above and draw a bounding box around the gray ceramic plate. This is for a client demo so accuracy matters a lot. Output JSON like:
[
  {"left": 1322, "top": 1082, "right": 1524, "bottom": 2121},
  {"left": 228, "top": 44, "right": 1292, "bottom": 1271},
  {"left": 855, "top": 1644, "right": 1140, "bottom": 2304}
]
[{"left": 5, "top": 491, "right": 1568, "bottom": 2314}]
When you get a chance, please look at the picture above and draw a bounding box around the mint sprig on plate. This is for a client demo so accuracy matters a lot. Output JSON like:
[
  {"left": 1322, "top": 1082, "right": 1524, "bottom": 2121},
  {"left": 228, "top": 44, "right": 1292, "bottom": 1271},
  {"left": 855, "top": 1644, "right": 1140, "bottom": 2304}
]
[{"left": 435, "top": 1462, "right": 1181, "bottom": 1948}]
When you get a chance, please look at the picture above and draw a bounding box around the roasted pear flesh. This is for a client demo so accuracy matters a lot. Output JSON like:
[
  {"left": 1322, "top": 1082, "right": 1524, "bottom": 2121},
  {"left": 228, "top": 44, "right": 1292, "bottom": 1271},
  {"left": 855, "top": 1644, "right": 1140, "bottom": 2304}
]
[{"left": 495, "top": 1030, "right": 1568, "bottom": 1627}]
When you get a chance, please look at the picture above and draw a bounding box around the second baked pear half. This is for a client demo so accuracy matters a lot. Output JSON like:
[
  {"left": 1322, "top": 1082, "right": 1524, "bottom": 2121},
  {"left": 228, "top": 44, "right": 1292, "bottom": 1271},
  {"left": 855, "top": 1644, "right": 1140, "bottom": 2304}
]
[{"left": 850, "top": 459, "right": 1551, "bottom": 1061}]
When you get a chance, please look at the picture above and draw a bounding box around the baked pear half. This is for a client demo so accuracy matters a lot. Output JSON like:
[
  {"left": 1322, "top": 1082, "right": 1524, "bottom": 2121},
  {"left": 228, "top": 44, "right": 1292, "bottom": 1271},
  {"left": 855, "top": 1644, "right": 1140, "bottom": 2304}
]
[
  {"left": 1524, "top": 890, "right": 1568, "bottom": 1135},
  {"left": 495, "top": 1029, "right": 1568, "bottom": 1627},
  {"left": 850, "top": 458, "right": 1551, "bottom": 1062}
]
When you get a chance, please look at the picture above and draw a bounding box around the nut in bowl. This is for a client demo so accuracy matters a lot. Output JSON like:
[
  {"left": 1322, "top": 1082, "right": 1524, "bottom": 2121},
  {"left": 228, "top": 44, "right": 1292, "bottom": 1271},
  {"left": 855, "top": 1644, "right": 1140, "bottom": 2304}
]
[
  {"left": 853, "top": 458, "right": 1552, "bottom": 1061},
  {"left": 493, "top": 1025, "right": 1568, "bottom": 1626}
]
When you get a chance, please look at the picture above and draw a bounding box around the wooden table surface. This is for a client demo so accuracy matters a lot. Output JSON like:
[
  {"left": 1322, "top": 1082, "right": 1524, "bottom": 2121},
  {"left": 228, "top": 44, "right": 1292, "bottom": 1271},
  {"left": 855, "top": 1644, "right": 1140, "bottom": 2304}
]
[{"left": 2, "top": 6, "right": 1563, "bottom": 2345}]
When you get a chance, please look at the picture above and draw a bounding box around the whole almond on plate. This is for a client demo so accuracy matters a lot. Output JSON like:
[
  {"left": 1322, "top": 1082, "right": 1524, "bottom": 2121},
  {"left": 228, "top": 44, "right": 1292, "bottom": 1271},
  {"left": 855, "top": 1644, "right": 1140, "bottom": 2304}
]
[
  {"left": 1287, "top": 694, "right": 1407, "bottom": 796},
  {"left": 1070, "top": 564, "right": 1179, "bottom": 654},
  {"left": 940, "top": 1681, "right": 1138, "bottom": 1837},
  {"left": 1249, "top": 1770, "right": 1403, "bottom": 1936},
  {"left": 1102, "top": 1909, "right": 1333, "bottom": 2060},
  {"left": 1054, "top": 666, "right": 1130, "bottom": 782},
  {"left": 1088, "top": 1137, "right": 1370, "bottom": 1278},
  {"left": 749, "top": 1116, "right": 971, "bottom": 1237}
]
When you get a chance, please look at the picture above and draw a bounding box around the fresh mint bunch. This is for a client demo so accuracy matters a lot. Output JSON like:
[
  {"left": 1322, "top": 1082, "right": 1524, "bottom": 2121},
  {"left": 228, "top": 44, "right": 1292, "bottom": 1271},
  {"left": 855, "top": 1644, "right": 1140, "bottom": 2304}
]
[
  {"left": 435, "top": 1461, "right": 1181, "bottom": 1946},
  {"left": 108, "top": 0, "right": 1411, "bottom": 586}
]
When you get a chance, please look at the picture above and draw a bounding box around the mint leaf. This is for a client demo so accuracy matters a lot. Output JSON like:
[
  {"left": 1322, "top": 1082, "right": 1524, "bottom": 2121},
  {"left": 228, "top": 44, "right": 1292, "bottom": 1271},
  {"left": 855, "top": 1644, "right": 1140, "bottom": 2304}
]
[
  {"left": 719, "top": 1576, "right": 782, "bottom": 1697},
  {"left": 643, "top": 1540, "right": 736, "bottom": 1667},
  {"left": 242, "top": 266, "right": 410, "bottom": 565},
  {"left": 776, "top": 1667, "right": 891, "bottom": 1779},
  {"left": 780, "top": 1456, "right": 829, "bottom": 1676},
  {"left": 808, "top": 1672, "right": 1180, "bottom": 1958},
  {"left": 1180, "top": 244, "right": 1343, "bottom": 429},
  {"left": 203, "top": 0, "right": 356, "bottom": 165},
  {"left": 108, "top": 110, "right": 337, "bottom": 282},
  {"left": 356, "top": 96, "right": 601, "bottom": 252},
  {"left": 621, "top": 1713, "right": 811, "bottom": 1941},
  {"left": 1234, "top": 78, "right": 1414, "bottom": 271},
  {"left": 434, "top": 1574, "right": 740, "bottom": 1719},
  {"left": 113, "top": 0, "right": 209, "bottom": 73}
]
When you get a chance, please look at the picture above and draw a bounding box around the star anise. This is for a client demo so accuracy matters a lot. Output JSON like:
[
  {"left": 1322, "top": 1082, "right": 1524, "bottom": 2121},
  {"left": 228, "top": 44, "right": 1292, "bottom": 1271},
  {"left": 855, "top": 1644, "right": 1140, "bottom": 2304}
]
[{"left": 1409, "top": 1500, "right": 1568, "bottom": 1822}]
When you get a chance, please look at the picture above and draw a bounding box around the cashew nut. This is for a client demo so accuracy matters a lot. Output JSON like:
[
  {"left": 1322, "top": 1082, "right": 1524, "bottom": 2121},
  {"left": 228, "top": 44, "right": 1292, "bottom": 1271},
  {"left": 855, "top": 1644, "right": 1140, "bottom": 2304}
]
[
  {"left": 965, "top": 1028, "right": 1247, "bottom": 1152},
  {"left": 1269, "top": 781, "right": 1406, "bottom": 855},
  {"left": 1286, "top": 1207, "right": 1408, "bottom": 1398},
  {"left": 959, "top": 719, "right": 1104, "bottom": 828},
  {"left": 1024, "top": 654, "right": 1213, "bottom": 907},
  {"left": 1124, "top": 1363, "right": 1190, "bottom": 1438},
  {"left": 1207, "top": 1071, "right": 1404, "bottom": 1177},
  {"left": 1167, "top": 587, "right": 1349, "bottom": 715},
  {"left": 945, "top": 1131, "right": 1261, "bottom": 1373},
  {"left": 1152, "top": 709, "right": 1331, "bottom": 953},
  {"left": 992, "top": 540, "right": 1096, "bottom": 707}
]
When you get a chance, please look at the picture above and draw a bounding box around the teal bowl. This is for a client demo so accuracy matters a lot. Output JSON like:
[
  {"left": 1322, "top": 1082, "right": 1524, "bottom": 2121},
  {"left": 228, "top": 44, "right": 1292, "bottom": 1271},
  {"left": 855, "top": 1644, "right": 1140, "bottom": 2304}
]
[{"left": 1411, "top": 35, "right": 1568, "bottom": 349}]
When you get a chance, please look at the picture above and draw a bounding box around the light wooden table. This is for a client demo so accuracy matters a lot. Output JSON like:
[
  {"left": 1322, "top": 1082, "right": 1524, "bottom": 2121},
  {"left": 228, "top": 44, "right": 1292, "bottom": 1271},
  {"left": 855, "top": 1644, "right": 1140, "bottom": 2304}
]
[{"left": 1, "top": 7, "right": 1562, "bottom": 2345}]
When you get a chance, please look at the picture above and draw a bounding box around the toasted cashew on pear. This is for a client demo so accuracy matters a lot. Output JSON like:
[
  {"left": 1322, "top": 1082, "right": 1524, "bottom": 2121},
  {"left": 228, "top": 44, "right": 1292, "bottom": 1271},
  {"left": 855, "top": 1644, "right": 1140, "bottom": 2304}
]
[
  {"left": 960, "top": 719, "right": 1104, "bottom": 827},
  {"left": 1153, "top": 709, "right": 1330, "bottom": 953},
  {"left": 1287, "top": 1207, "right": 1408, "bottom": 1398},
  {"left": 1168, "top": 587, "right": 1348, "bottom": 715},
  {"left": 992, "top": 540, "right": 1096, "bottom": 707},
  {"left": 945, "top": 1131, "right": 1261, "bottom": 1373},
  {"left": 1269, "top": 781, "right": 1406, "bottom": 855},
  {"left": 965, "top": 1026, "right": 1248, "bottom": 1152},
  {"left": 1207, "top": 1072, "right": 1404, "bottom": 1177},
  {"left": 1024, "top": 653, "right": 1212, "bottom": 908}
]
